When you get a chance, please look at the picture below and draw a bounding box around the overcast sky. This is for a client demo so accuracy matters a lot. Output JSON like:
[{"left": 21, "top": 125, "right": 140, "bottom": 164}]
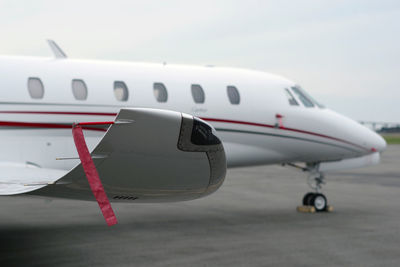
[{"left": 0, "top": 0, "right": 399, "bottom": 122}]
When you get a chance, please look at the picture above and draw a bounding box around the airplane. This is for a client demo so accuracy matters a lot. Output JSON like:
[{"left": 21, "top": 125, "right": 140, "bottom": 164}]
[{"left": 0, "top": 40, "right": 386, "bottom": 225}]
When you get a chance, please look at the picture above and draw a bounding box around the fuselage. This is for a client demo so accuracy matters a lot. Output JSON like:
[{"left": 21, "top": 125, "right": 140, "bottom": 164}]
[{"left": 0, "top": 56, "right": 386, "bottom": 171}]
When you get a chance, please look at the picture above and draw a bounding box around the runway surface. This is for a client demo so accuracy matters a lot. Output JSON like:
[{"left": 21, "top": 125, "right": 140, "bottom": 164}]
[{"left": 0, "top": 146, "right": 399, "bottom": 267}]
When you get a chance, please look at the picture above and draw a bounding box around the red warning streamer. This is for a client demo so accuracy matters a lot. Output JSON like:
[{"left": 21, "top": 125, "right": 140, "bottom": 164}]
[{"left": 72, "top": 123, "right": 117, "bottom": 226}]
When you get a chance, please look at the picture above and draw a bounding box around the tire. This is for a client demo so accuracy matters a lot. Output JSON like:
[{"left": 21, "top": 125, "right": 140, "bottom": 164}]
[
  {"left": 302, "top": 192, "right": 315, "bottom": 206},
  {"left": 311, "top": 193, "right": 327, "bottom": 212}
]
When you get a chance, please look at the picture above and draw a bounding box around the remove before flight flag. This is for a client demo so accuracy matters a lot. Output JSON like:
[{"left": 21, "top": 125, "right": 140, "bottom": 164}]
[{"left": 72, "top": 123, "right": 117, "bottom": 226}]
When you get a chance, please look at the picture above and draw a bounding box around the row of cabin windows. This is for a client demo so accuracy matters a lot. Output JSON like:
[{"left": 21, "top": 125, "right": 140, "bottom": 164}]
[{"left": 27, "top": 77, "right": 241, "bottom": 105}]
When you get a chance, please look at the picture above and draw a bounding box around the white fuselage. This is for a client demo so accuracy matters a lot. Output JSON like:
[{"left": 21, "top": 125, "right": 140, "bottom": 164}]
[{"left": 0, "top": 56, "right": 386, "bottom": 172}]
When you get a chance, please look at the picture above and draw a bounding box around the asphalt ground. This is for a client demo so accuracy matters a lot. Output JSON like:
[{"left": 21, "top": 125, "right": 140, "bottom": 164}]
[{"left": 0, "top": 145, "right": 399, "bottom": 267}]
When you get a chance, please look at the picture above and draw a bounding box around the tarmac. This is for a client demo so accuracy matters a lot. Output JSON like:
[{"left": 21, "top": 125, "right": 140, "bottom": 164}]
[{"left": 0, "top": 145, "right": 399, "bottom": 267}]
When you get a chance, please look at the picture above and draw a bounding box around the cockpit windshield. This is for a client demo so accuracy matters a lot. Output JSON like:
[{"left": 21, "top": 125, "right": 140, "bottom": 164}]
[
  {"left": 290, "top": 86, "right": 325, "bottom": 108},
  {"left": 284, "top": 88, "right": 299, "bottom": 106}
]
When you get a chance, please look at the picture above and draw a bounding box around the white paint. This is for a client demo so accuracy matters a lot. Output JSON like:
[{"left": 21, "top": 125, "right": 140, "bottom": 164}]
[
  {"left": 319, "top": 152, "right": 381, "bottom": 173},
  {"left": 0, "top": 55, "right": 387, "bottom": 200}
]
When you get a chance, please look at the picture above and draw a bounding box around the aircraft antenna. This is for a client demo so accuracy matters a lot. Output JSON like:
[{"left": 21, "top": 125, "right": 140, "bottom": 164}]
[{"left": 47, "top": 39, "right": 67, "bottom": 59}]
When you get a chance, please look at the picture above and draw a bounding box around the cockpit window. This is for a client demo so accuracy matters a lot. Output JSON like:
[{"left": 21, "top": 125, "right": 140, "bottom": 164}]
[
  {"left": 284, "top": 88, "right": 299, "bottom": 106},
  {"left": 292, "top": 85, "right": 325, "bottom": 108},
  {"left": 291, "top": 86, "right": 315, "bottom": 108}
]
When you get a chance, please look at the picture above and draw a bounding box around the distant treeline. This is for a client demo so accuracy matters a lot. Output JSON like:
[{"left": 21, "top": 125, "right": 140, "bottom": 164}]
[{"left": 378, "top": 126, "right": 400, "bottom": 134}]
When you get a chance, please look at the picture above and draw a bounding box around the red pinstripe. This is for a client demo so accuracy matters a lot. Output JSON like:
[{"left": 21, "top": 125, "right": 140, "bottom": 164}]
[{"left": 0, "top": 110, "right": 368, "bottom": 151}]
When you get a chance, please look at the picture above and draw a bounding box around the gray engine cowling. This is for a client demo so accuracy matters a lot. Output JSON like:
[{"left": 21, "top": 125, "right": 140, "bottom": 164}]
[{"left": 32, "top": 108, "right": 227, "bottom": 202}]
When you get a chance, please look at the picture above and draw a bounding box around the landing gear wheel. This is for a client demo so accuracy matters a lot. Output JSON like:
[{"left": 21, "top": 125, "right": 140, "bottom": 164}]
[
  {"left": 302, "top": 192, "right": 315, "bottom": 206},
  {"left": 310, "top": 193, "right": 327, "bottom": 212}
]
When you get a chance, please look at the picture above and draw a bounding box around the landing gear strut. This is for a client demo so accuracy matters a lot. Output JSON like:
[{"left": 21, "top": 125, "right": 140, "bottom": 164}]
[
  {"left": 302, "top": 164, "right": 328, "bottom": 212},
  {"left": 285, "top": 162, "right": 330, "bottom": 212}
]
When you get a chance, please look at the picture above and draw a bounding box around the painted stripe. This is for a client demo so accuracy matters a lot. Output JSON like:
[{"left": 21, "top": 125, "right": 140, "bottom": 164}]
[
  {"left": 0, "top": 111, "right": 117, "bottom": 116},
  {"left": 0, "top": 121, "right": 108, "bottom": 132},
  {"left": 203, "top": 118, "right": 275, "bottom": 129},
  {"left": 201, "top": 117, "right": 368, "bottom": 151},
  {"left": 215, "top": 128, "right": 360, "bottom": 153},
  {"left": 0, "top": 110, "right": 367, "bottom": 151}
]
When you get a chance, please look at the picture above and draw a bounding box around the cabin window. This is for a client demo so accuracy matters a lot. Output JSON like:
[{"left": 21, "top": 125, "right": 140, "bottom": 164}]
[
  {"left": 27, "top": 77, "right": 44, "bottom": 99},
  {"left": 227, "top": 86, "right": 240, "bottom": 105},
  {"left": 191, "top": 84, "right": 205, "bottom": 103},
  {"left": 291, "top": 86, "right": 314, "bottom": 108},
  {"left": 284, "top": 88, "right": 299, "bottom": 106},
  {"left": 114, "top": 81, "right": 129, "bottom": 101},
  {"left": 72, "top": 79, "right": 88, "bottom": 100},
  {"left": 153, "top": 83, "right": 168, "bottom": 102}
]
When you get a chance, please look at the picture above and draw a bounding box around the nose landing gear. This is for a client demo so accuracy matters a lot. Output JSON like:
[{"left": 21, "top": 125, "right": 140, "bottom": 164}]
[
  {"left": 302, "top": 164, "right": 328, "bottom": 212},
  {"left": 303, "top": 192, "right": 328, "bottom": 212},
  {"left": 285, "top": 162, "right": 332, "bottom": 212}
]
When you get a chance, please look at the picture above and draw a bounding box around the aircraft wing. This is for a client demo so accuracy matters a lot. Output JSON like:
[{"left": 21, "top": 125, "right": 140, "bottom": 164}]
[
  {"left": 29, "top": 108, "right": 227, "bottom": 202},
  {"left": 0, "top": 108, "right": 227, "bottom": 225},
  {"left": 0, "top": 108, "right": 226, "bottom": 200},
  {"left": 0, "top": 162, "right": 67, "bottom": 195}
]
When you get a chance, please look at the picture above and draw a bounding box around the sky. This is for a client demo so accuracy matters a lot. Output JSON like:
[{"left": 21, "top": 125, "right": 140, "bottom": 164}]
[{"left": 0, "top": 0, "right": 399, "bottom": 123}]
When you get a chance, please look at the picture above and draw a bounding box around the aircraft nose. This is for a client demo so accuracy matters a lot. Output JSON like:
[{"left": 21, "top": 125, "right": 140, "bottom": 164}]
[
  {"left": 324, "top": 109, "right": 387, "bottom": 155},
  {"left": 371, "top": 132, "right": 387, "bottom": 153}
]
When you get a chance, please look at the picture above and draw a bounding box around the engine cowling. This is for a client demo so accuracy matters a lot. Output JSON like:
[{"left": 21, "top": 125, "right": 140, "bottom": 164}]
[{"left": 32, "top": 108, "right": 227, "bottom": 202}]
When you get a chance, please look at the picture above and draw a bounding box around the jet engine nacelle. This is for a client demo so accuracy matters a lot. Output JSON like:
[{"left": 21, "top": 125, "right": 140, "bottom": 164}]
[{"left": 33, "top": 108, "right": 227, "bottom": 202}]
